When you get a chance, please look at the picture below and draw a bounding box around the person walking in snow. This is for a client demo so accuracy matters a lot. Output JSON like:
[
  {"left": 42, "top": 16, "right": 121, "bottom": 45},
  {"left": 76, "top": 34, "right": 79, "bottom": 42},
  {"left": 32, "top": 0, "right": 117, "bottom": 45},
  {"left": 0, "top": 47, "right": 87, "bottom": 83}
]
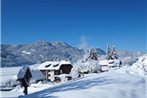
[{"left": 20, "top": 78, "right": 29, "bottom": 95}]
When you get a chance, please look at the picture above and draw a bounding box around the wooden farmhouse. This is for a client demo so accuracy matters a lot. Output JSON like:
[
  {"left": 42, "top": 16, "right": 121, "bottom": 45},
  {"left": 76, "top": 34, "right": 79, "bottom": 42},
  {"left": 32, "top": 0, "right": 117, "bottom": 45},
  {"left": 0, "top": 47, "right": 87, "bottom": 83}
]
[{"left": 38, "top": 60, "right": 73, "bottom": 82}]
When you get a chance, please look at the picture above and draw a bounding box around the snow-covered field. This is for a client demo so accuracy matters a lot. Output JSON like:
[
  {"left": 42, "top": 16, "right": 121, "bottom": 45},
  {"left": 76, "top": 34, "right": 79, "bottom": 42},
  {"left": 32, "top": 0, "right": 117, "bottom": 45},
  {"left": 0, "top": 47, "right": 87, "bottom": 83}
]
[
  {"left": 19, "top": 72, "right": 146, "bottom": 98},
  {"left": 0, "top": 67, "right": 21, "bottom": 98},
  {"left": 0, "top": 67, "right": 21, "bottom": 85}
]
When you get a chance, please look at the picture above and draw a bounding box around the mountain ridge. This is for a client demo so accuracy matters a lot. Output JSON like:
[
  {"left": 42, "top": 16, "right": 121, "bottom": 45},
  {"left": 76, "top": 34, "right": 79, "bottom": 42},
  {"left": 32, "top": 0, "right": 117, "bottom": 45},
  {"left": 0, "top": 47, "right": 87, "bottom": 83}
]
[{"left": 1, "top": 41, "right": 106, "bottom": 67}]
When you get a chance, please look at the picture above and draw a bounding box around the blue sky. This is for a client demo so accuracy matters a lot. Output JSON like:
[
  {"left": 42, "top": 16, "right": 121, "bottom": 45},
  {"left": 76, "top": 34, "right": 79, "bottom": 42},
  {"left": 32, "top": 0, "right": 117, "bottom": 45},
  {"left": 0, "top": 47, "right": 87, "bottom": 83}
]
[{"left": 2, "top": 0, "right": 146, "bottom": 51}]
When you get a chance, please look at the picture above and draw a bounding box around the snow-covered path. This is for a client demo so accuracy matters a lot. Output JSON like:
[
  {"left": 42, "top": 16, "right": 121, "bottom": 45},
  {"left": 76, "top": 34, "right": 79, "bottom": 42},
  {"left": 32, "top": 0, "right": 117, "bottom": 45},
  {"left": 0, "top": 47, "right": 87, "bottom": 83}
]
[{"left": 20, "top": 72, "right": 146, "bottom": 98}]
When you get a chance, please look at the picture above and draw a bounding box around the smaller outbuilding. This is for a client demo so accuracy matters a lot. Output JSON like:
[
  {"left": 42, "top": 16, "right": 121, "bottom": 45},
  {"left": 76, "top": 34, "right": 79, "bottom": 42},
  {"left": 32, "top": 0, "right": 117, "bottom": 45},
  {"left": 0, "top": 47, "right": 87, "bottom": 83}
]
[{"left": 17, "top": 65, "right": 32, "bottom": 95}]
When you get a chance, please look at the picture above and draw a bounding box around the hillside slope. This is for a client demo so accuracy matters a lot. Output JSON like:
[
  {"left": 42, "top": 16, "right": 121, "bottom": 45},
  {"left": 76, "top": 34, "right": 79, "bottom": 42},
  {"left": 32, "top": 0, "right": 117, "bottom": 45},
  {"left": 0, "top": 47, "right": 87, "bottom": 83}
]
[{"left": 20, "top": 71, "right": 146, "bottom": 98}]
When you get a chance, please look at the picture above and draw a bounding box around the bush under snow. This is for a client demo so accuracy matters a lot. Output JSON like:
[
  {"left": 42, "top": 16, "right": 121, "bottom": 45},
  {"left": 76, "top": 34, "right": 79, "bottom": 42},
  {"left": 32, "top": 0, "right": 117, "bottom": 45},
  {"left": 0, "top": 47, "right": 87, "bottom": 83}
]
[
  {"left": 128, "top": 54, "right": 147, "bottom": 76},
  {"left": 117, "top": 54, "right": 147, "bottom": 77}
]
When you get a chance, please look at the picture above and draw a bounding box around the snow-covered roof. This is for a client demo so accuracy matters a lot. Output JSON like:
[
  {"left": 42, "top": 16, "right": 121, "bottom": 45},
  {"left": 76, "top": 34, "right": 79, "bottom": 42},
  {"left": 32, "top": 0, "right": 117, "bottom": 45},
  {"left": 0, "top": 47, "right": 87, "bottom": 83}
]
[
  {"left": 99, "top": 59, "right": 121, "bottom": 67},
  {"left": 38, "top": 60, "right": 72, "bottom": 70},
  {"left": 108, "top": 59, "right": 120, "bottom": 67},
  {"left": 99, "top": 60, "right": 109, "bottom": 66},
  {"left": 17, "top": 65, "right": 32, "bottom": 79},
  {"left": 31, "top": 70, "right": 45, "bottom": 80},
  {"left": 80, "top": 69, "right": 89, "bottom": 73}
]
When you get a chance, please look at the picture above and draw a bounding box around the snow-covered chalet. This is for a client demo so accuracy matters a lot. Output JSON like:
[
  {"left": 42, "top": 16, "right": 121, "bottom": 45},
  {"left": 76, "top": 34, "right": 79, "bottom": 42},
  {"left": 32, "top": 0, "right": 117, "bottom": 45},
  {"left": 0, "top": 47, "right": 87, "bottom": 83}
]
[{"left": 38, "top": 60, "right": 73, "bottom": 82}]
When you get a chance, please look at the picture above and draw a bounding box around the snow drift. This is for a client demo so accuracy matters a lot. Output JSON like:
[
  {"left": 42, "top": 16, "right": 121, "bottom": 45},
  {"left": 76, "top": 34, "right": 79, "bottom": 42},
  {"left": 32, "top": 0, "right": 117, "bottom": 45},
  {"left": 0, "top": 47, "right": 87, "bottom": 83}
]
[{"left": 117, "top": 54, "right": 147, "bottom": 77}]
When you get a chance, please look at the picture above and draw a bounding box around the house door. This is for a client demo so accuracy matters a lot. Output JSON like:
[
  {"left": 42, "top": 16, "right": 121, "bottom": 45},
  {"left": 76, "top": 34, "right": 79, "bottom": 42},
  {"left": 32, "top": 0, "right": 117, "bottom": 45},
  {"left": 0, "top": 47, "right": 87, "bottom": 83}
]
[{"left": 48, "top": 71, "right": 54, "bottom": 81}]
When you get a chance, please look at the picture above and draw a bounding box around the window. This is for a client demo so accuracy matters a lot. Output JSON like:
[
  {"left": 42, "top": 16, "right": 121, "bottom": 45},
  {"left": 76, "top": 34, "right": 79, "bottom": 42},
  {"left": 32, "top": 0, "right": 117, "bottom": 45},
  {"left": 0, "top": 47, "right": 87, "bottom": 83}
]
[
  {"left": 54, "top": 70, "right": 60, "bottom": 75},
  {"left": 53, "top": 64, "right": 59, "bottom": 67},
  {"left": 45, "top": 64, "right": 51, "bottom": 68}
]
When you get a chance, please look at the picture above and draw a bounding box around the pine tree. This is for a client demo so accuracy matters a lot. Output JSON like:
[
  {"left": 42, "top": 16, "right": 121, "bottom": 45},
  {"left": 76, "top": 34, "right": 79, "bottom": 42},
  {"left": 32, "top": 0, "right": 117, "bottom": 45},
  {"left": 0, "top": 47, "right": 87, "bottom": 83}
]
[{"left": 88, "top": 48, "right": 98, "bottom": 60}]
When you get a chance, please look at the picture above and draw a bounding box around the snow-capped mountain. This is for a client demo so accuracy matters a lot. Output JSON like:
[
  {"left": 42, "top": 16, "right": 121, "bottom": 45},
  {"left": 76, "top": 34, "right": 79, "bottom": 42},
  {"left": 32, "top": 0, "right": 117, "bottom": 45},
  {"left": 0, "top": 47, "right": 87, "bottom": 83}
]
[
  {"left": 1, "top": 41, "right": 106, "bottom": 67},
  {"left": 1, "top": 41, "right": 82, "bottom": 67}
]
